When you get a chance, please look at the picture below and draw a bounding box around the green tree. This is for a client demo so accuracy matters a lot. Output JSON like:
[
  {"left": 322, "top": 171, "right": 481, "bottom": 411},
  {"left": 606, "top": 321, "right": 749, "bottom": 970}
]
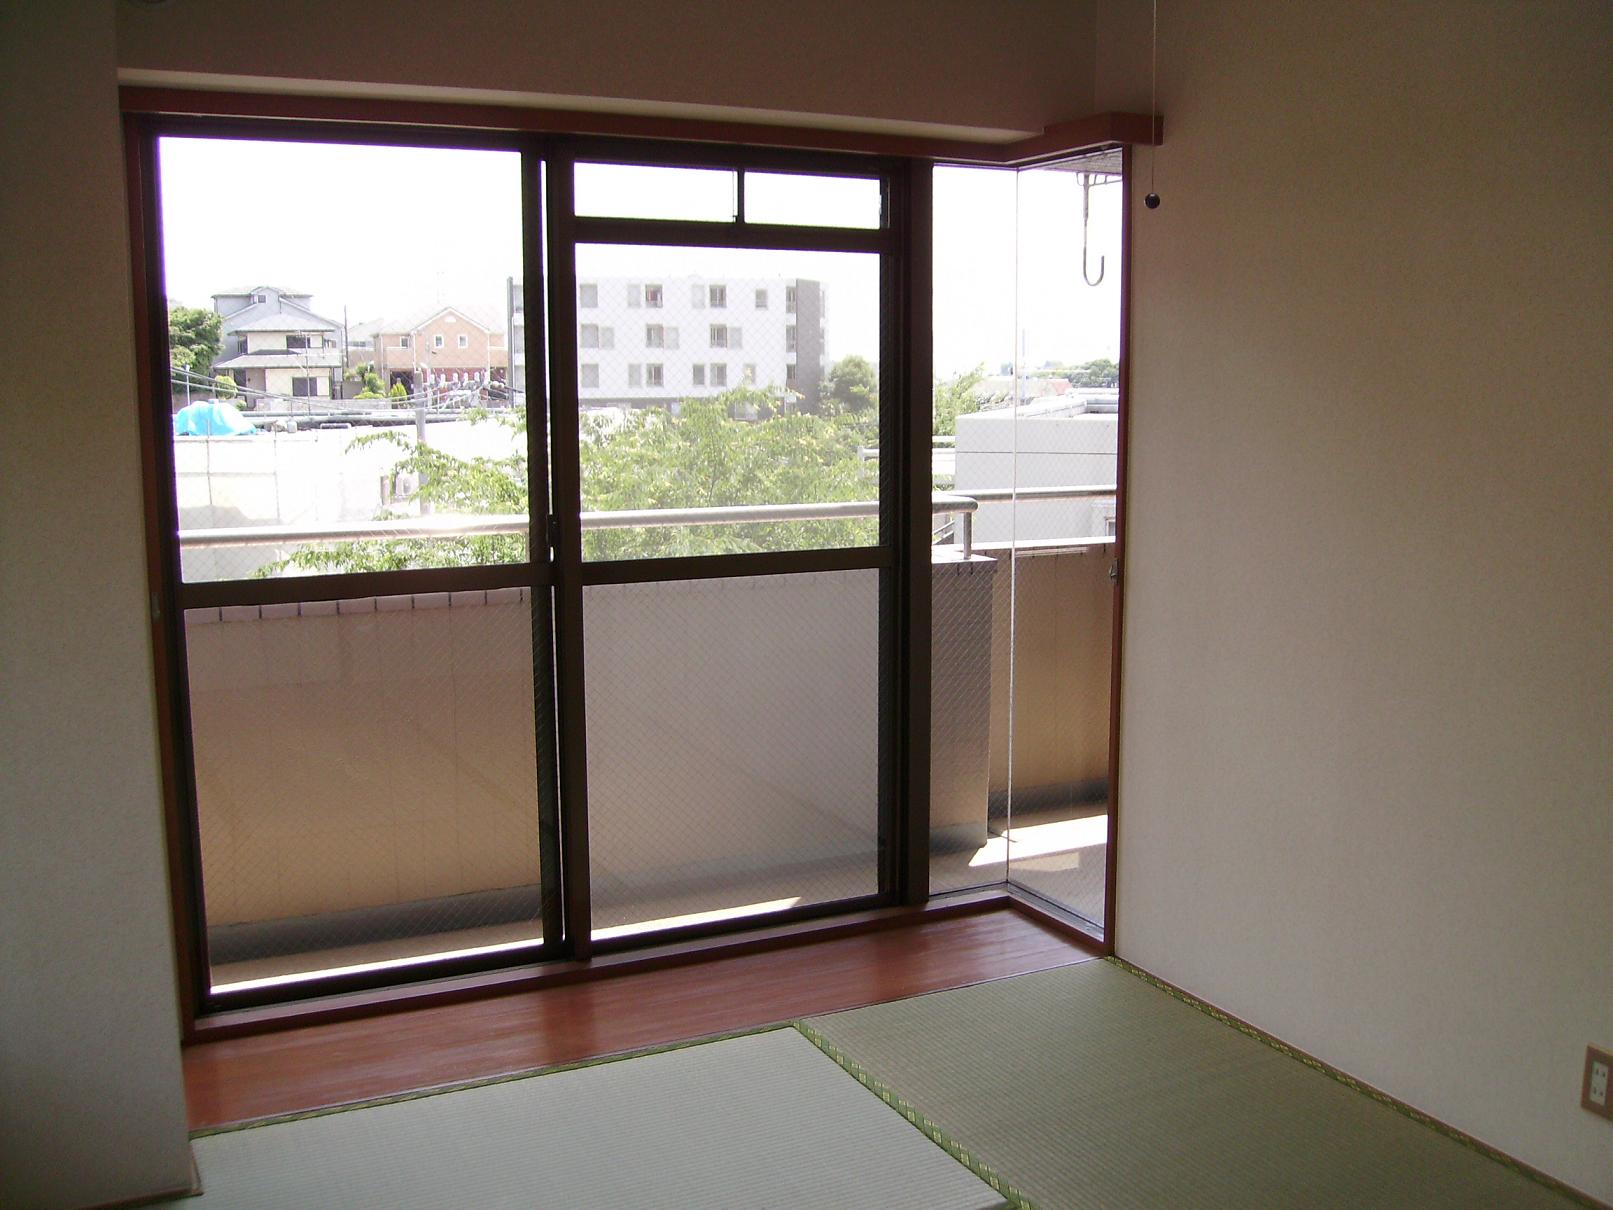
[
  {"left": 933, "top": 365, "right": 985, "bottom": 438},
  {"left": 389, "top": 382, "right": 409, "bottom": 401},
  {"left": 354, "top": 363, "right": 388, "bottom": 399},
  {"left": 265, "top": 397, "right": 879, "bottom": 573},
  {"left": 820, "top": 354, "right": 878, "bottom": 419},
  {"left": 711, "top": 383, "right": 781, "bottom": 421},
  {"left": 1064, "top": 357, "right": 1119, "bottom": 388},
  {"left": 168, "top": 302, "right": 221, "bottom": 377},
  {"left": 265, "top": 409, "right": 531, "bottom": 575},
  {"left": 212, "top": 374, "right": 239, "bottom": 399},
  {"left": 580, "top": 398, "right": 875, "bottom": 559}
]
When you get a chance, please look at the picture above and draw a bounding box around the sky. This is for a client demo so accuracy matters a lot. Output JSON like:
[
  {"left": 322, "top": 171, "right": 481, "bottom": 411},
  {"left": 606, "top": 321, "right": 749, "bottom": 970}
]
[{"left": 158, "top": 138, "right": 1121, "bottom": 379}]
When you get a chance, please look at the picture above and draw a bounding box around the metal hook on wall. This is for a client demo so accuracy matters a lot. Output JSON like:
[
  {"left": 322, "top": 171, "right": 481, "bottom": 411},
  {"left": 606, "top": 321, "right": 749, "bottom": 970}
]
[{"left": 1080, "top": 173, "right": 1106, "bottom": 287}]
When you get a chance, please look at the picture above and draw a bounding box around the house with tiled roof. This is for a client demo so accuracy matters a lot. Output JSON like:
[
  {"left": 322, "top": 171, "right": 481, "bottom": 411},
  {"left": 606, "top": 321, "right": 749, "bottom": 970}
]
[{"left": 211, "top": 285, "right": 343, "bottom": 402}]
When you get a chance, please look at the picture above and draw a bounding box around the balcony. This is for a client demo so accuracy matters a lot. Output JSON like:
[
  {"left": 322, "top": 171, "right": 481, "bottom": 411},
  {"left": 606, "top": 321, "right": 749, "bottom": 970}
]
[{"left": 179, "top": 493, "right": 1113, "bottom": 993}]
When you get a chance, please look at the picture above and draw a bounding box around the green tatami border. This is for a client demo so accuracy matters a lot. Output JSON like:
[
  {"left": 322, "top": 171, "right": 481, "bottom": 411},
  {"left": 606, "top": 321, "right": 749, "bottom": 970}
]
[
  {"left": 1107, "top": 957, "right": 1608, "bottom": 1210},
  {"left": 792, "top": 1020, "right": 1031, "bottom": 1210}
]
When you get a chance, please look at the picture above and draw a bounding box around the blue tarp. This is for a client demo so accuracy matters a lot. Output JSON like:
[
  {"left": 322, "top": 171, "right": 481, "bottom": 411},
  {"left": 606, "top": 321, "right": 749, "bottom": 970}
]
[{"left": 172, "top": 400, "right": 258, "bottom": 437}]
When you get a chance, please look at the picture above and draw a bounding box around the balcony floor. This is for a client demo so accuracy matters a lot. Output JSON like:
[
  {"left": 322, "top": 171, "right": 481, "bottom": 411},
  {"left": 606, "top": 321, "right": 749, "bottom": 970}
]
[
  {"left": 208, "top": 799, "right": 1107, "bottom": 994},
  {"left": 208, "top": 824, "right": 1100, "bottom": 1005}
]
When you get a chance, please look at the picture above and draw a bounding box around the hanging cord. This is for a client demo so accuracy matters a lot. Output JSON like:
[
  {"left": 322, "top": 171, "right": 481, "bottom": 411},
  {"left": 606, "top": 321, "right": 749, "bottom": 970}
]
[{"left": 1146, "top": 0, "right": 1161, "bottom": 208}]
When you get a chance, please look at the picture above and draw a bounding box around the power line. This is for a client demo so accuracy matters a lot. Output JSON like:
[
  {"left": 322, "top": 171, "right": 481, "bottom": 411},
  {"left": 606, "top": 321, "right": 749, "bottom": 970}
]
[{"left": 168, "top": 365, "right": 499, "bottom": 412}]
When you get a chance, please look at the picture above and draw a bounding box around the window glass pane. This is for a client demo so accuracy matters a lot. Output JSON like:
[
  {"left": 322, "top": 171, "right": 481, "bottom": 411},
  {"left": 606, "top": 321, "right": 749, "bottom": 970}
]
[
  {"left": 574, "top": 162, "right": 738, "bottom": 222},
  {"left": 930, "top": 166, "right": 1016, "bottom": 894},
  {"left": 574, "top": 243, "right": 880, "bottom": 560},
  {"left": 999, "top": 156, "right": 1121, "bottom": 927},
  {"left": 185, "top": 589, "right": 543, "bottom": 995},
  {"left": 928, "top": 156, "right": 1121, "bottom": 928},
  {"left": 743, "top": 172, "right": 883, "bottom": 229},
  {"left": 584, "top": 570, "right": 879, "bottom": 940},
  {"left": 158, "top": 137, "right": 527, "bottom": 582}
]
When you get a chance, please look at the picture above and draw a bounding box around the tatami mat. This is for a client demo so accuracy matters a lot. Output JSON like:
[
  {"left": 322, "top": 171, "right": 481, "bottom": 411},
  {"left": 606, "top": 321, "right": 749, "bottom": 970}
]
[
  {"left": 804, "top": 961, "right": 1586, "bottom": 1210},
  {"left": 158, "top": 1028, "right": 1005, "bottom": 1209}
]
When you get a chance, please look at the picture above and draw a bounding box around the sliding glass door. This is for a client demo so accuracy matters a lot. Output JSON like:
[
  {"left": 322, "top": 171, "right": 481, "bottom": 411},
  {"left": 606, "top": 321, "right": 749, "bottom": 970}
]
[
  {"left": 148, "top": 127, "right": 558, "bottom": 1005},
  {"left": 546, "top": 151, "right": 903, "bottom": 948},
  {"left": 141, "top": 122, "right": 917, "bottom": 1010}
]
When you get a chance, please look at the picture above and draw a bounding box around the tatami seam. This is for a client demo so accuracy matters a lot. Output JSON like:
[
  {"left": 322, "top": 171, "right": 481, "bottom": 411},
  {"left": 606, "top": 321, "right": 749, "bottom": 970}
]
[{"left": 792, "top": 1019, "right": 1033, "bottom": 1210}]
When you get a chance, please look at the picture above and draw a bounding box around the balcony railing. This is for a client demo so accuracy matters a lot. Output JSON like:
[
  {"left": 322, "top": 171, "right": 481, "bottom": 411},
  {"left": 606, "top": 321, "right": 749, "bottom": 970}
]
[
  {"left": 179, "top": 488, "right": 1117, "bottom": 986},
  {"left": 177, "top": 486, "right": 1118, "bottom": 560}
]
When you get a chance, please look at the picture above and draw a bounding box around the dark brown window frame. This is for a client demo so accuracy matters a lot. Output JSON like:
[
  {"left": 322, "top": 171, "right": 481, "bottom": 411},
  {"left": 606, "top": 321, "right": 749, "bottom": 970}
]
[{"left": 123, "top": 88, "right": 1148, "bottom": 1040}]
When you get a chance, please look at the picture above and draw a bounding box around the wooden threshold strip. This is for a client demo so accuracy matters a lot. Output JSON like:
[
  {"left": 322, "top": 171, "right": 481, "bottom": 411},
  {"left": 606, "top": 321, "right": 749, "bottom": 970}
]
[
  {"left": 119, "top": 86, "right": 1161, "bottom": 163},
  {"left": 183, "top": 897, "right": 1098, "bottom": 1130},
  {"left": 193, "top": 890, "right": 1008, "bottom": 1041}
]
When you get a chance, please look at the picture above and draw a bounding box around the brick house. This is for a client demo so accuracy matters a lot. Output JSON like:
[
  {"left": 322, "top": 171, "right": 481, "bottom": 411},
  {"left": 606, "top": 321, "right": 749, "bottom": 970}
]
[{"left": 353, "top": 304, "right": 509, "bottom": 394}]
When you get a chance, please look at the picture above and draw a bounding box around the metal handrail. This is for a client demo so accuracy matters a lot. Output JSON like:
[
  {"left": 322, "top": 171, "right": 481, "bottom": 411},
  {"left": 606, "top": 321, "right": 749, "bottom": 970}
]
[
  {"left": 961, "top": 484, "right": 1116, "bottom": 503},
  {"left": 177, "top": 486, "right": 1117, "bottom": 560}
]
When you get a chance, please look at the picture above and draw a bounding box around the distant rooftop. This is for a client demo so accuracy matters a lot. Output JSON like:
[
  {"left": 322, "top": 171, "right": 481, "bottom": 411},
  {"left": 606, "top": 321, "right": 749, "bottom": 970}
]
[
  {"left": 212, "top": 285, "right": 312, "bottom": 300},
  {"left": 229, "top": 313, "right": 338, "bottom": 333},
  {"left": 215, "top": 350, "right": 344, "bottom": 370},
  {"left": 219, "top": 294, "right": 341, "bottom": 335},
  {"left": 350, "top": 302, "right": 505, "bottom": 340}
]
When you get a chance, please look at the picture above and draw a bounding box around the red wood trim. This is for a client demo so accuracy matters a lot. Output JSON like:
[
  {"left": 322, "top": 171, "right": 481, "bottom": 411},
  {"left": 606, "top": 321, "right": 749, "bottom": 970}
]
[
  {"left": 124, "top": 113, "right": 205, "bottom": 1037},
  {"left": 1005, "top": 890, "right": 1110, "bottom": 958},
  {"left": 986, "top": 112, "right": 1163, "bottom": 167},
  {"left": 189, "top": 889, "right": 1013, "bottom": 1042},
  {"left": 117, "top": 86, "right": 1161, "bottom": 162},
  {"left": 1104, "top": 145, "right": 1135, "bottom": 953}
]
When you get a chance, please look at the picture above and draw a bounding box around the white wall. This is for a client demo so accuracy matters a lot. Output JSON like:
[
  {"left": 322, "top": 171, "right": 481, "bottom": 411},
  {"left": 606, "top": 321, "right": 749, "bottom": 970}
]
[
  {"left": 1102, "top": 1, "right": 1613, "bottom": 1201},
  {"left": 0, "top": 3, "right": 194, "bottom": 1207},
  {"left": 116, "top": 0, "right": 1096, "bottom": 139}
]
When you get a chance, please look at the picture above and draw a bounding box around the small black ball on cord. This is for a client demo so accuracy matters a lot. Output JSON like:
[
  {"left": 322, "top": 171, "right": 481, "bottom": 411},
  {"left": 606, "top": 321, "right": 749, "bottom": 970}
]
[{"left": 1145, "top": 192, "right": 1161, "bottom": 209}]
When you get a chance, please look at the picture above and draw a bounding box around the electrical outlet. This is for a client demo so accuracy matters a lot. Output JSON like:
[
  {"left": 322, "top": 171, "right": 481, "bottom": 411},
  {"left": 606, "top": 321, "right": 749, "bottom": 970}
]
[{"left": 1583, "top": 1046, "right": 1613, "bottom": 1121}]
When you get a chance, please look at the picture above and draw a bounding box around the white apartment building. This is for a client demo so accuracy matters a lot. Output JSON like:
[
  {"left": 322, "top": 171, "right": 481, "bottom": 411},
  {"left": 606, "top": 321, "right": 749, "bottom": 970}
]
[
  {"left": 507, "top": 275, "right": 827, "bottom": 411},
  {"left": 953, "top": 394, "right": 1120, "bottom": 544}
]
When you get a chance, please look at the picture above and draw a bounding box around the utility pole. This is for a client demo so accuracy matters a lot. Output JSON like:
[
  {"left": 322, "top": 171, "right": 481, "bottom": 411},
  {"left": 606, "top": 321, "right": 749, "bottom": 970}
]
[{"left": 415, "top": 338, "right": 434, "bottom": 515}]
